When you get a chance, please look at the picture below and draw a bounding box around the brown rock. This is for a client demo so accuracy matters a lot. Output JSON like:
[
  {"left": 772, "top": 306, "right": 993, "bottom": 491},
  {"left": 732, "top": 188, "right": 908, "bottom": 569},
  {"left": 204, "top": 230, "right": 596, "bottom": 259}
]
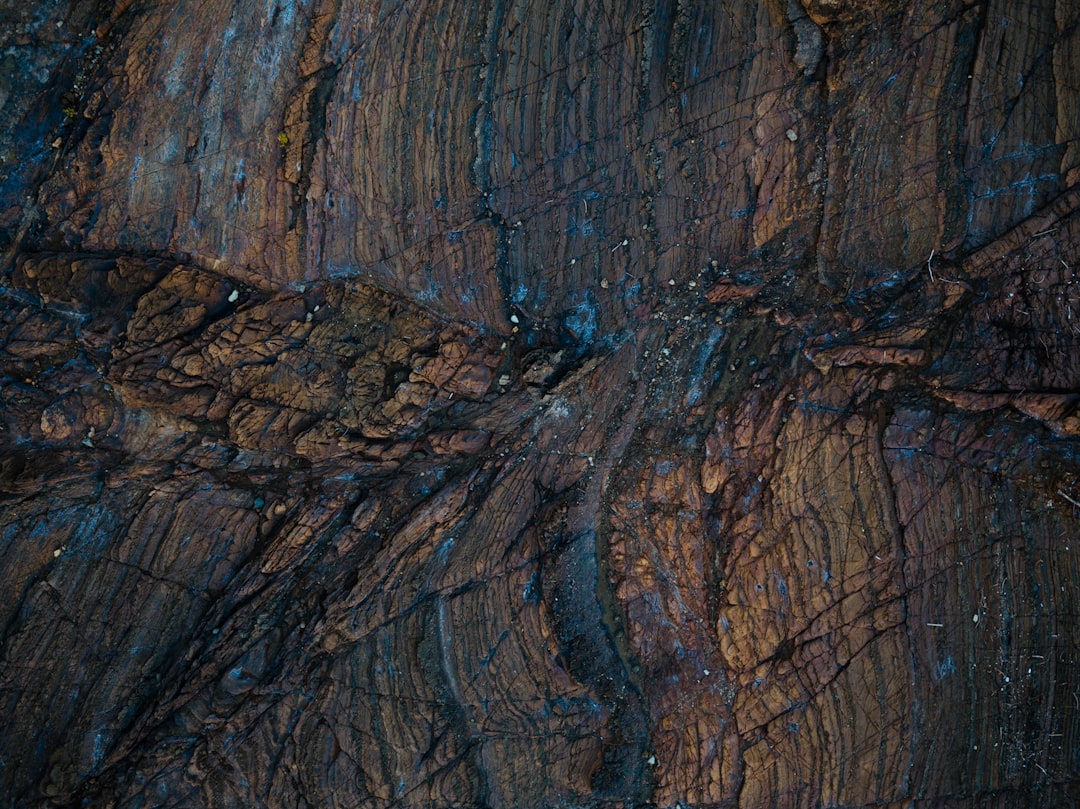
[{"left": 1, "top": 1, "right": 1080, "bottom": 807}]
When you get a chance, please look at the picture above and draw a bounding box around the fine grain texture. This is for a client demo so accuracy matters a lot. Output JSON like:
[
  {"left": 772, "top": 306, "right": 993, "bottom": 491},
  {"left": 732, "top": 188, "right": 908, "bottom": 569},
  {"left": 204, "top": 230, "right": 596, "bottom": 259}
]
[{"left": 1, "top": 0, "right": 1080, "bottom": 807}]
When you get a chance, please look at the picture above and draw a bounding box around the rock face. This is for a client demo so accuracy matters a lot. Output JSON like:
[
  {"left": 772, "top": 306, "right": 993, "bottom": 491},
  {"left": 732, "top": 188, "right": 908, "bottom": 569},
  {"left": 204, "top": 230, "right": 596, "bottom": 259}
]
[{"left": 1, "top": 0, "right": 1080, "bottom": 806}]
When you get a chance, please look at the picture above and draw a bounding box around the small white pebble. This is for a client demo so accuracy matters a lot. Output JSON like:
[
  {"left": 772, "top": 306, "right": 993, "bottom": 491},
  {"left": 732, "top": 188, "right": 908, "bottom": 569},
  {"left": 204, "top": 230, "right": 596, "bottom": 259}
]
[
  {"left": 313, "top": 305, "right": 320, "bottom": 312},
  {"left": 305, "top": 312, "right": 313, "bottom": 322},
  {"left": 510, "top": 314, "right": 519, "bottom": 324},
  {"left": 786, "top": 128, "right": 798, "bottom": 141},
  {"left": 228, "top": 289, "right": 239, "bottom": 303},
  {"left": 600, "top": 278, "right": 609, "bottom": 289},
  {"left": 53, "top": 548, "right": 62, "bottom": 558},
  {"left": 973, "top": 614, "right": 979, "bottom": 623},
  {"left": 703, "top": 669, "right": 710, "bottom": 676},
  {"left": 498, "top": 375, "right": 511, "bottom": 387},
  {"left": 688, "top": 280, "right": 696, "bottom": 288},
  {"left": 647, "top": 755, "right": 657, "bottom": 766},
  {"left": 668, "top": 279, "right": 676, "bottom": 286}
]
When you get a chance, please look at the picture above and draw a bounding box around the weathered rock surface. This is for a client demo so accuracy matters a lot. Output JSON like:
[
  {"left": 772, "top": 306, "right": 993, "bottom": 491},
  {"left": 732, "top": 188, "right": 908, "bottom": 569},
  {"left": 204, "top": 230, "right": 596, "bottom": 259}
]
[{"left": 1, "top": 0, "right": 1080, "bottom": 807}]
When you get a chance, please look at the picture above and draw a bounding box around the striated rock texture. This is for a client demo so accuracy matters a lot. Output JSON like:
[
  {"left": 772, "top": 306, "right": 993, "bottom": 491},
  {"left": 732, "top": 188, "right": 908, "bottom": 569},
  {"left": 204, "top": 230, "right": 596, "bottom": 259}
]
[{"left": 2, "top": 0, "right": 1080, "bottom": 807}]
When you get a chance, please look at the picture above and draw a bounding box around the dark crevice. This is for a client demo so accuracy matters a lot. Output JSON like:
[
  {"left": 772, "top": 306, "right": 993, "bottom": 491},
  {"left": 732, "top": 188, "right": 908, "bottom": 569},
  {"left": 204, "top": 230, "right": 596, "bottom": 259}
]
[{"left": 287, "top": 62, "right": 340, "bottom": 238}]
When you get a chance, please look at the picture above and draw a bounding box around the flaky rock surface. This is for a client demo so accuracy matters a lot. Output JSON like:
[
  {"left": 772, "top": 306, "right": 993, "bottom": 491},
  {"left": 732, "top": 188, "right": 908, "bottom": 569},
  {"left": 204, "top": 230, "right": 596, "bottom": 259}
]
[{"left": 1, "top": 1, "right": 1079, "bottom": 807}]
